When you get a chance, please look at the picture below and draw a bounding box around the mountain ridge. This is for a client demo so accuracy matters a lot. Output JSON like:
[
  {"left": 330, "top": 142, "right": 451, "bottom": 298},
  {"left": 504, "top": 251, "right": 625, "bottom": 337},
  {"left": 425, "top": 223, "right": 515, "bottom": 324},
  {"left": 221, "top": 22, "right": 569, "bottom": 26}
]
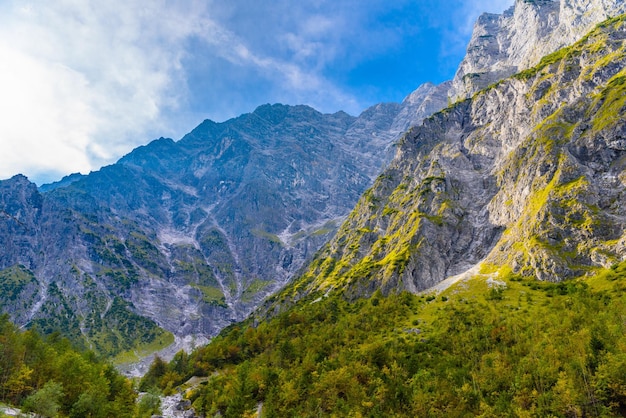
[
  {"left": 0, "top": 96, "right": 448, "bottom": 361},
  {"left": 451, "top": 0, "right": 626, "bottom": 99}
]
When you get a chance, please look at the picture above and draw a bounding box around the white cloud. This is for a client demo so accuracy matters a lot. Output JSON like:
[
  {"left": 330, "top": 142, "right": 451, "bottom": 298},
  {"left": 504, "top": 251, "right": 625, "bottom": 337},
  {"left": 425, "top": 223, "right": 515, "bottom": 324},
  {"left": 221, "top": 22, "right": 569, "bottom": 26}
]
[
  {"left": 0, "top": 43, "right": 94, "bottom": 178},
  {"left": 0, "top": 0, "right": 208, "bottom": 184},
  {"left": 0, "top": 0, "right": 367, "bottom": 184}
]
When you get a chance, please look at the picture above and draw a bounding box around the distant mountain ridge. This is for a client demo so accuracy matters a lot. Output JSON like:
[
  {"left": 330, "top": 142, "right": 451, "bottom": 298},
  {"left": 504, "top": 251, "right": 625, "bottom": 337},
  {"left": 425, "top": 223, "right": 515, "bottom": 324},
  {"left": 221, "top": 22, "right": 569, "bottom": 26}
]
[{"left": 0, "top": 91, "right": 447, "bottom": 358}]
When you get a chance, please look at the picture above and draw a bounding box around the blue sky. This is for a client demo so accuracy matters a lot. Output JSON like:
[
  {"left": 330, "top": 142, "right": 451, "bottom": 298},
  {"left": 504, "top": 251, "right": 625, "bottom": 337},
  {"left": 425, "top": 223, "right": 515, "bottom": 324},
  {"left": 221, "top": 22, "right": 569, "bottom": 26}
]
[{"left": 0, "top": 0, "right": 512, "bottom": 185}]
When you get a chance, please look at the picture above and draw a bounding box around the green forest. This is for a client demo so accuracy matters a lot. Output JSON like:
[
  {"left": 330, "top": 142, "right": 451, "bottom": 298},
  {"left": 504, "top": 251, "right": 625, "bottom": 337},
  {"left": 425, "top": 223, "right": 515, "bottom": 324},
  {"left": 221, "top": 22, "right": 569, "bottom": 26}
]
[
  {"left": 0, "top": 314, "right": 165, "bottom": 418},
  {"left": 142, "top": 262, "right": 626, "bottom": 417}
]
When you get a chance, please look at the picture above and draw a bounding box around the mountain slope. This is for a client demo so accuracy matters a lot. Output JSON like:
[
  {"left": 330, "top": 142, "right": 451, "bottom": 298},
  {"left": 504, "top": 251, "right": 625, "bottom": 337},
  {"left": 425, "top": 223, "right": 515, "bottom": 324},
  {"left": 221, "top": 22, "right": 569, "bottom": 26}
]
[
  {"left": 150, "top": 263, "right": 626, "bottom": 417},
  {"left": 265, "top": 13, "right": 626, "bottom": 309}
]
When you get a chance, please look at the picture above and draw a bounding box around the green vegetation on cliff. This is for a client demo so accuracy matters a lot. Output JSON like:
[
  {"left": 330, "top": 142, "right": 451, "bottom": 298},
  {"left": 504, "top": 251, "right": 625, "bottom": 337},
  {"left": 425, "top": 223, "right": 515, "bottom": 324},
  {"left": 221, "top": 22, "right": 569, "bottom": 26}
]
[
  {"left": 0, "top": 265, "right": 37, "bottom": 302},
  {"left": 147, "top": 263, "right": 626, "bottom": 417},
  {"left": 28, "top": 279, "right": 173, "bottom": 359}
]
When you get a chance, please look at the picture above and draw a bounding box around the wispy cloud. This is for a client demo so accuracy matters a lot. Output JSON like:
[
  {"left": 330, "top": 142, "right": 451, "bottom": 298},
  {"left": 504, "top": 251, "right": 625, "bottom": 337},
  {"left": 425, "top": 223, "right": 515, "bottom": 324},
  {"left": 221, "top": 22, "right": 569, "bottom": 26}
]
[
  {"left": 193, "top": 17, "right": 360, "bottom": 113},
  {"left": 0, "top": 0, "right": 503, "bottom": 184},
  {"left": 0, "top": 0, "right": 207, "bottom": 183},
  {"left": 183, "top": 1, "right": 387, "bottom": 115},
  {"left": 0, "top": 0, "right": 371, "bottom": 184}
]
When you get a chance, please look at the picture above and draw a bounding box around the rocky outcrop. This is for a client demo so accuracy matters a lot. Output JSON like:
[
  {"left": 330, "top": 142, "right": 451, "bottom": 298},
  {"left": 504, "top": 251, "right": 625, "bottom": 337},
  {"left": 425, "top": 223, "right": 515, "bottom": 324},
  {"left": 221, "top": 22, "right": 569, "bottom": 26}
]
[
  {"left": 451, "top": 0, "right": 626, "bottom": 99},
  {"left": 275, "top": 14, "right": 626, "bottom": 303}
]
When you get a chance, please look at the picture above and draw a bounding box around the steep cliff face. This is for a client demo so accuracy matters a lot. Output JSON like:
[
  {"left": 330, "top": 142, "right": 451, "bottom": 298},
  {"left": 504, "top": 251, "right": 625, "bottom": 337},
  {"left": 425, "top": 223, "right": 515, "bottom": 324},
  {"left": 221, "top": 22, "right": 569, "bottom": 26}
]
[
  {"left": 451, "top": 0, "right": 626, "bottom": 99},
  {"left": 276, "top": 14, "right": 626, "bottom": 303},
  {"left": 0, "top": 89, "right": 448, "bottom": 354}
]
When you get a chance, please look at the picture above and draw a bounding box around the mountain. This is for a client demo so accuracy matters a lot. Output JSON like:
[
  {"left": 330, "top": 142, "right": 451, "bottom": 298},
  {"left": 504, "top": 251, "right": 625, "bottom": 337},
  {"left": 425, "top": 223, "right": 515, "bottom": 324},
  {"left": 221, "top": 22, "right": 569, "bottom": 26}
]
[
  {"left": 2, "top": 0, "right": 626, "bottom": 415},
  {"left": 268, "top": 11, "right": 626, "bottom": 306},
  {"left": 145, "top": 11, "right": 626, "bottom": 418},
  {"left": 0, "top": 88, "right": 447, "bottom": 358},
  {"left": 2, "top": 0, "right": 625, "bottom": 367}
]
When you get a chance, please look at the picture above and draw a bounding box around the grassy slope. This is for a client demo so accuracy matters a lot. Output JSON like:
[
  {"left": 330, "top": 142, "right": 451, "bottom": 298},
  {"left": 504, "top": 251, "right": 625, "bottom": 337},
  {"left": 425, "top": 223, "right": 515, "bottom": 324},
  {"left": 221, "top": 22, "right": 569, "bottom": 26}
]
[{"left": 142, "top": 262, "right": 626, "bottom": 417}]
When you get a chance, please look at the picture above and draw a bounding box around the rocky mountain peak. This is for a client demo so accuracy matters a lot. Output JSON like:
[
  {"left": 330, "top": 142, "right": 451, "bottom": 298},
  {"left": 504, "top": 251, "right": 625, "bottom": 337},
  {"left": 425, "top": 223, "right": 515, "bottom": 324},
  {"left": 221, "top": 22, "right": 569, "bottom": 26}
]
[
  {"left": 451, "top": 0, "right": 626, "bottom": 99},
  {"left": 0, "top": 175, "right": 42, "bottom": 225},
  {"left": 3, "top": 174, "right": 33, "bottom": 188},
  {"left": 394, "top": 81, "right": 452, "bottom": 135}
]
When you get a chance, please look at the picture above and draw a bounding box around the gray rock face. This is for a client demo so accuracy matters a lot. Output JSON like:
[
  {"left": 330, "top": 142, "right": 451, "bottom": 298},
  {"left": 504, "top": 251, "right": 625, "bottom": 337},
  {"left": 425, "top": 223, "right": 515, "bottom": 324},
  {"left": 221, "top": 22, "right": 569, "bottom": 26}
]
[
  {"left": 0, "top": 89, "right": 449, "bottom": 351},
  {"left": 451, "top": 0, "right": 626, "bottom": 99},
  {"left": 282, "top": 13, "right": 626, "bottom": 302},
  {"left": 393, "top": 82, "right": 453, "bottom": 135}
]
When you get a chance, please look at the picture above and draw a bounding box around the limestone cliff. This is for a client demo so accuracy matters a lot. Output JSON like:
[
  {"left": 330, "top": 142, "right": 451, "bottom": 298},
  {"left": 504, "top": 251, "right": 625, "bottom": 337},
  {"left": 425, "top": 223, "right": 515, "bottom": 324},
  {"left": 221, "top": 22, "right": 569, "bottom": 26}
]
[
  {"left": 271, "top": 14, "right": 626, "bottom": 305},
  {"left": 451, "top": 0, "right": 626, "bottom": 99}
]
